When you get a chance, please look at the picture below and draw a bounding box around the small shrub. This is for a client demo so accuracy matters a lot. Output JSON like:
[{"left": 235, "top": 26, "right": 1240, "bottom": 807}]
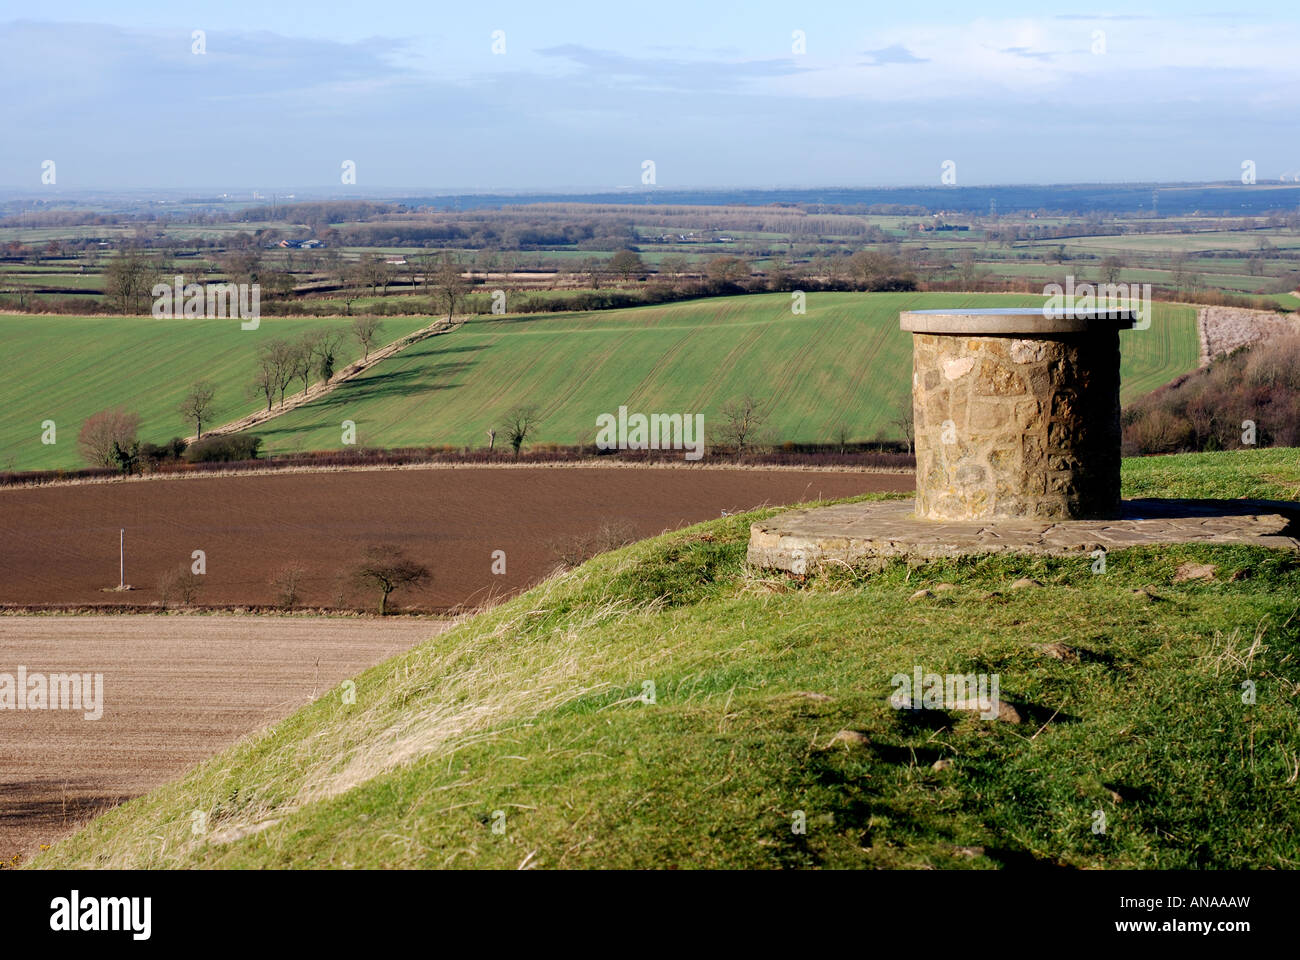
[
  {"left": 550, "top": 520, "right": 638, "bottom": 568},
  {"left": 270, "top": 564, "right": 307, "bottom": 610},
  {"left": 183, "top": 433, "right": 262, "bottom": 463},
  {"left": 158, "top": 564, "right": 203, "bottom": 608}
]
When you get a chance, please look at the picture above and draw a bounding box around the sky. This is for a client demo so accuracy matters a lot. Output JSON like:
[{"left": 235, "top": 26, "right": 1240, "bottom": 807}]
[{"left": 2, "top": 1, "right": 1298, "bottom": 192}]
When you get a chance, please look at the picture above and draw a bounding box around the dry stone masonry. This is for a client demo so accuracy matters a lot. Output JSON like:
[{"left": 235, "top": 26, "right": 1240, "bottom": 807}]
[
  {"left": 901, "top": 308, "right": 1136, "bottom": 521},
  {"left": 746, "top": 306, "right": 1300, "bottom": 573}
]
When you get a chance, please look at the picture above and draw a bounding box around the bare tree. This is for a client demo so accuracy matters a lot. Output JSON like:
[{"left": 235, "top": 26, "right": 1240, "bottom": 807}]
[
  {"left": 262, "top": 268, "right": 295, "bottom": 301},
  {"left": 78, "top": 408, "right": 142, "bottom": 468},
  {"left": 352, "top": 544, "right": 430, "bottom": 616},
  {"left": 416, "top": 251, "right": 437, "bottom": 293},
  {"left": 658, "top": 254, "right": 689, "bottom": 280},
  {"left": 833, "top": 423, "right": 852, "bottom": 454},
  {"left": 158, "top": 563, "right": 204, "bottom": 608},
  {"left": 336, "top": 260, "right": 362, "bottom": 315},
  {"left": 251, "top": 353, "right": 277, "bottom": 411},
  {"left": 178, "top": 381, "right": 217, "bottom": 439},
  {"left": 292, "top": 331, "right": 322, "bottom": 396},
  {"left": 610, "top": 249, "right": 646, "bottom": 282},
  {"left": 716, "top": 394, "right": 770, "bottom": 453},
  {"left": 431, "top": 255, "right": 469, "bottom": 322},
  {"left": 220, "top": 250, "right": 261, "bottom": 286},
  {"left": 550, "top": 520, "right": 637, "bottom": 569},
  {"left": 356, "top": 254, "right": 393, "bottom": 296},
  {"left": 705, "top": 256, "right": 751, "bottom": 286},
  {"left": 104, "top": 252, "right": 159, "bottom": 314},
  {"left": 351, "top": 316, "right": 384, "bottom": 360},
  {"left": 256, "top": 338, "right": 297, "bottom": 408},
  {"left": 580, "top": 256, "right": 604, "bottom": 290},
  {"left": 270, "top": 564, "right": 307, "bottom": 610},
  {"left": 313, "top": 329, "right": 344, "bottom": 382},
  {"left": 502, "top": 406, "right": 541, "bottom": 457},
  {"left": 891, "top": 397, "right": 915, "bottom": 455}
]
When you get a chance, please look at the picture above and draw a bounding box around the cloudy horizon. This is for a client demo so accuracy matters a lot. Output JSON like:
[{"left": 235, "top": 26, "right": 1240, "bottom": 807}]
[{"left": 3, "top": 1, "right": 1298, "bottom": 192}]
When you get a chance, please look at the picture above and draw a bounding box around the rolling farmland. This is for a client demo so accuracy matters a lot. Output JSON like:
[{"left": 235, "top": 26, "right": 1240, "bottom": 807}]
[
  {"left": 252, "top": 292, "right": 1200, "bottom": 456},
  {"left": 0, "top": 314, "right": 429, "bottom": 471},
  {"left": 0, "top": 292, "right": 1200, "bottom": 469}
]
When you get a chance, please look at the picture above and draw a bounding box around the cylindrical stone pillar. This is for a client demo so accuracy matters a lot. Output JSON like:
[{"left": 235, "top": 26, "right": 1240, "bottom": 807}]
[{"left": 900, "top": 308, "right": 1136, "bottom": 521}]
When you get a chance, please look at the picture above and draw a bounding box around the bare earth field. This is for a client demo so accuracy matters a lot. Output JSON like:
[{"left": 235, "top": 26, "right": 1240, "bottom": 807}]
[
  {"left": 0, "top": 467, "right": 909, "bottom": 612},
  {"left": 0, "top": 615, "right": 445, "bottom": 861}
]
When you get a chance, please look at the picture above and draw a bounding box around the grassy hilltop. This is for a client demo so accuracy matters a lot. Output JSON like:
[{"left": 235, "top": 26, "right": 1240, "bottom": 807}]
[{"left": 35, "top": 448, "right": 1300, "bottom": 869}]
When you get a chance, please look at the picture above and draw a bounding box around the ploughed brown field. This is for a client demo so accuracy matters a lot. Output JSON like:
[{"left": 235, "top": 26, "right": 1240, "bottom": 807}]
[
  {"left": 0, "top": 467, "right": 910, "bottom": 612},
  {"left": 0, "top": 615, "right": 446, "bottom": 861}
]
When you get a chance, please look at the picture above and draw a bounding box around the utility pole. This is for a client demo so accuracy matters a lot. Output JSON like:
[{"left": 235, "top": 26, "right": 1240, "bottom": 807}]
[{"left": 119, "top": 528, "right": 124, "bottom": 589}]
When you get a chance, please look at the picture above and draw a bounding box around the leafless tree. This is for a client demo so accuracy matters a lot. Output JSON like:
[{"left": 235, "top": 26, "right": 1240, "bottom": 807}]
[
  {"left": 351, "top": 316, "right": 384, "bottom": 360},
  {"left": 834, "top": 423, "right": 852, "bottom": 453},
  {"left": 431, "top": 254, "right": 469, "bottom": 322},
  {"left": 178, "top": 380, "right": 217, "bottom": 438},
  {"left": 256, "top": 338, "right": 298, "bottom": 408},
  {"left": 78, "top": 408, "right": 142, "bottom": 468},
  {"left": 610, "top": 249, "right": 646, "bottom": 281},
  {"left": 352, "top": 544, "right": 430, "bottom": 616},
  {"left": 313, "top": 329, "right": 344, "bottom": 382},
  {"left": 251, "top": 353, "right": 277, "bottom": 411},
  {"left": 706, "top": 256, "right": 750, "bottom": 286},
  {"left": 270, "top": 564, "right": 308, "bottom": 610},
  {"left": 502, "top": 406, "right": 541, "bottom": 457},
  {"left": 104, "top": 252, "right": 159, "bottom": 314},
  {"left": 658, "top": 254, "right": 689, "bottom": 279},
  {"left": 891, "top": 397, "right": 915, "bottom": 455},
  {"left": 292, "top": 331, "right": 322, "bottom": 396},
  {"left": 550, "top": 520, "right": 637, "bottom": 569},
  {"left": 716, "top": 394, "right": 770, "bottom": 453},
  {"left": 158, "top": 564, "right": 203, "bottom": 608}
]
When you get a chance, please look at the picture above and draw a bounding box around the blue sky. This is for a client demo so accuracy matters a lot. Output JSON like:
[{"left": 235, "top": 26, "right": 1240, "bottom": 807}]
[{"left": 2, "top": 1, "right": 1297, "bottom": 191}]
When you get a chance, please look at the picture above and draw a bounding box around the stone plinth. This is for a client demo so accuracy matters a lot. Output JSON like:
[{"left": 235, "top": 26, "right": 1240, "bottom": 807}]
[
  {"left": 747, "top": 498, "right": 1300, "bottom": 574},
  {"left": 901, "top": 308, "right": 1136, "bottom": 521}
]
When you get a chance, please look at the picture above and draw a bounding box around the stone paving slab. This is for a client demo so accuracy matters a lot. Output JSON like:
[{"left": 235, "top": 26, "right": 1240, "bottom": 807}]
[{"left": 747, "top": 498, "right": 1300, "bottom": 573}]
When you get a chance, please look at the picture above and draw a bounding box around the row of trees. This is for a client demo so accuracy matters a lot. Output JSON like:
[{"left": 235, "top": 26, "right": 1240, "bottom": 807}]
[
  {"left": 250, "top": 317, "right": 385, "bottom": 411},
  {"left": 78, "top": 316, "right": 386, "bottom": 469}
]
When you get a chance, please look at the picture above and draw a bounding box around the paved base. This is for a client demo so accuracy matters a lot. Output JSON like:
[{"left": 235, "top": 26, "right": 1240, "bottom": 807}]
[{"left": 748, "top": 498, "right": 1300, "bottom": 573}]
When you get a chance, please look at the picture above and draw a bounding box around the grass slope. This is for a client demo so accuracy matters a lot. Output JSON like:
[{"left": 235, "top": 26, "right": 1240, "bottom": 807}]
[
  {"left": 252, "top": 292, "right": 1199, "bottom": 456},
  {"left": 0, "top": 314, "right": 430, "bottom": 471},
  {"left": 35, "top": 449, "right": 1300, "bottom": 869}
]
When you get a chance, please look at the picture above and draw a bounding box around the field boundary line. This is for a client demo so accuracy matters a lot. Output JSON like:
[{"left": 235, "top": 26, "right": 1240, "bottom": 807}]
[{"left": 0, "top": 460, "right": 916, "bottom": 491}]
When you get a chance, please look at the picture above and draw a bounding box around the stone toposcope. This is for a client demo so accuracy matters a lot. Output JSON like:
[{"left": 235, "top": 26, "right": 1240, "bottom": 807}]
[{"left": 901, "top": 307, "right": 1136, "bottom": 521}]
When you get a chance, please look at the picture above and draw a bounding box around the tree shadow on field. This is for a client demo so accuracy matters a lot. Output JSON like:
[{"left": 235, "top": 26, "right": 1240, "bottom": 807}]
[{"left": 313, "top": 360, "right": 478, "bottom": 409}]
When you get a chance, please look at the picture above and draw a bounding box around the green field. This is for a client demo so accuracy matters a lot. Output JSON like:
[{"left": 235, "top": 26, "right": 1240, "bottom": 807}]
[
  {"left": 251, "top": 292, "right": 1200, "bottom": 457},
  {"left": 0, "top": 314, "right": 429, "bottom": 471},
  {"left": 33, "top": 449, "right": 1300, "bottom": 869},
  {"left": 0, "top": 292, "right": 1200, "bottom": 470}
]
